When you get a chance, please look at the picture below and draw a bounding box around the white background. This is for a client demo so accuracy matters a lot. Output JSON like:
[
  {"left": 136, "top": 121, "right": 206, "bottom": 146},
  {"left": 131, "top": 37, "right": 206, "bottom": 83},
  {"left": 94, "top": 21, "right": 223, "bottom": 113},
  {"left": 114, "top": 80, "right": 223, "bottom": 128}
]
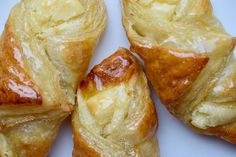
[{"left": 0, "top": 1, "right": 236, "bottom": 157}]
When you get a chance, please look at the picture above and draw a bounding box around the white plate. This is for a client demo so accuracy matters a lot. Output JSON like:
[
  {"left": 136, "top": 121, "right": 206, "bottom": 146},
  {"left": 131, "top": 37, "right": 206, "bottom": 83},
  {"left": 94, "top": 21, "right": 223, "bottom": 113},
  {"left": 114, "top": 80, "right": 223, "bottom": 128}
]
[{"left": 0, "top": 1, "right": 236, "bottom": 157}]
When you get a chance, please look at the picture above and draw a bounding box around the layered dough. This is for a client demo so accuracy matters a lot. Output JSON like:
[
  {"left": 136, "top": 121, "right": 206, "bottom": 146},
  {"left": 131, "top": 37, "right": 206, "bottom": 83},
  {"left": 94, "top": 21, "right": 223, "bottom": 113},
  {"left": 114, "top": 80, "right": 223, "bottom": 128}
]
[
  {"left": 122, "top": 0, "right": 236, "bottom": 143},
  {"left": 0, "top": 0, "right": 107, "bottom": 156},
  {"left": 72, "top": 48, "right": 159, "bottom": 157}
]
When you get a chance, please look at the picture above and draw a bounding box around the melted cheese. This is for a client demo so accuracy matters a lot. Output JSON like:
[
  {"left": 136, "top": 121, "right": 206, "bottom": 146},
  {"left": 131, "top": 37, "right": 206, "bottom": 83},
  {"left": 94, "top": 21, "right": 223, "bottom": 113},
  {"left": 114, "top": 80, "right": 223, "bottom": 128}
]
[
  {"left": 0, "top": 134, "right": 13, "bottom": 157},
  {"left": 138, "top": 0, "right": 154, "bottom": 6},
  {"left": 139, "top": 0, "right": 179, "bottom": 6},
  {"left": 191, "top": 102, "right": 236, "bottom": 129},
  {"left": 31, "top": 0, "right": 84, "bottom": 24},
  {"left": 151, "top": 2, "right": 176, "bottom": 20},
  {"left": 78, "top": 85, "right": 130, "bottom": 136},
  {"left": 210, "top": 55, "right": 236, "bottom": 102}
]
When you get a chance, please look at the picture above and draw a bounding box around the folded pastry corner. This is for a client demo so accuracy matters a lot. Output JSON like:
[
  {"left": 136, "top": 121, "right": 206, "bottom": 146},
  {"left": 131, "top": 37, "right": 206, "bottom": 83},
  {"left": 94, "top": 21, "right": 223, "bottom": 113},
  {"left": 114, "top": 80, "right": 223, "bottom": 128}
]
[
  {"left": 72, "top": 48, "right": 159, "bottom": 157},
  {"left": 122, "top": 0, "right": 236, "bottom": 143},
  {"left": 0, "top": 0, "right": 107, "bottom": 156}
]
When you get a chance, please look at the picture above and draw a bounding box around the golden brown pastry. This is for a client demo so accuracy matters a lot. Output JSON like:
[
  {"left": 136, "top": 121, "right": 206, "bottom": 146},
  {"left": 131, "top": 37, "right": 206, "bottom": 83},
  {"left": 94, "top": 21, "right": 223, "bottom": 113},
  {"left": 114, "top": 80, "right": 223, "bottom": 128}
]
[
  {"left": 122, "top": 0, "right": 236, "bottom": 143},
  {"left": 72, "top": 48, "right": 159, "bottom": 157},
  {"left": 0, "top": 0, "right": 107, "bottom": 156}
]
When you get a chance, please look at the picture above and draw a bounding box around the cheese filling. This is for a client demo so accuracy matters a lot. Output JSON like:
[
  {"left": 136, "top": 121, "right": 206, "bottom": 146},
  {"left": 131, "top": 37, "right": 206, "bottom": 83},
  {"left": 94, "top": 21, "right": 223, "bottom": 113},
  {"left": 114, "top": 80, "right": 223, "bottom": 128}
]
[{"left": 191, "top": 102, "right": 236, "bottom": 129}]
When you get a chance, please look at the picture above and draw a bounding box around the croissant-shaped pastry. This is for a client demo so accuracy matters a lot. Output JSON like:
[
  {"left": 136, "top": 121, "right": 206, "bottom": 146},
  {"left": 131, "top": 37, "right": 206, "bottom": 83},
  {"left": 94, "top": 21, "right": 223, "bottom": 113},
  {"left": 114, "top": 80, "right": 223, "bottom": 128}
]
[
  {"left": 0, "top": 0, "right": 106, "bottom": 156},
  {"left": 72, "top": 48, "right": 159, "bottom": 157},
  {"left": 122, "top": 0, "right": 236, "bottom": 143}
]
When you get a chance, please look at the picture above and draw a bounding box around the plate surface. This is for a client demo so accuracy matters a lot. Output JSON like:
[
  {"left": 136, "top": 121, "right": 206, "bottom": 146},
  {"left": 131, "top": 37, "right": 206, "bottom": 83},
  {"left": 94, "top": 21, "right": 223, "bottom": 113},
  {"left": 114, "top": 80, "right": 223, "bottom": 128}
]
[{"left": 0, "top": 0, "right": 236, "bottom": 157}]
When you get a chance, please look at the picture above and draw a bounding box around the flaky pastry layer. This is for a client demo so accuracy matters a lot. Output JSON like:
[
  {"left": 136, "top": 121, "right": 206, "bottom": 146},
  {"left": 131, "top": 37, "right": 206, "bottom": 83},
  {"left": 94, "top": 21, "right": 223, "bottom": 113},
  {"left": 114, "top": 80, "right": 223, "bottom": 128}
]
[
  {"left": 122, "top": 0, "right": 236, "bottom": 143},
  {"left": 72, "top": 48, "right": 159, "bottom": 157},
  {"left": 0, "top": 0, "right": 107, "bottom": 156}
]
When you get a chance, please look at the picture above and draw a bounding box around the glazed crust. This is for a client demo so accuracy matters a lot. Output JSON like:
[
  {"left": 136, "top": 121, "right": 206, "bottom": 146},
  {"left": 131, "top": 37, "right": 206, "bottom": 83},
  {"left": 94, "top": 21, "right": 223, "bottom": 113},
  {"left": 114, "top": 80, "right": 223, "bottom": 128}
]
[
  {"left": 72, "top": 48, "right": 159, "bottom": 157},
  {"left": 0, "top": 22, "right": 42, "bottom": 106},
  {"left": 0, "top": 0, "right": 107, "bottom": 156},
  {"left": 122, "top": 0, "right": 236, "bottom": 143},
  {"left": 131, "top": 45, "right": 209, "bottom": 106}
]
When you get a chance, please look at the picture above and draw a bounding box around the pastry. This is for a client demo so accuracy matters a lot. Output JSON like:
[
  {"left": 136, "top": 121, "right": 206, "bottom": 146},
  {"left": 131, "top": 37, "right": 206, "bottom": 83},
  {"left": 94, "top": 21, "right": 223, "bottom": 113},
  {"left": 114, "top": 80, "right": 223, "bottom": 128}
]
[
  {"left": 72, "top": 48, "right": 159, "bottom": 157},
  {"left": 0, "top": 0, "right": 107, "bottom": 156},
  {"left": 122, "top": 0, "right": 236, "bottom": 143}
]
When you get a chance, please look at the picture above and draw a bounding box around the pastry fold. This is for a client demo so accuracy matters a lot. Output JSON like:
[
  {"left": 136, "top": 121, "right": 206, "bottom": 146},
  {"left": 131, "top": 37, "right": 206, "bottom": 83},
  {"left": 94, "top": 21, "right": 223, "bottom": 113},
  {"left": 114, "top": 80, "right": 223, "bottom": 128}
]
[
  {"left": 122, "top": 0, "right": 236, "bottom": 143},
  {"left": 72, "top": 48, "right": 159, "bottom": 157},
  {"left": 0, "top": 0, "right": 107, "bottom": 156}
]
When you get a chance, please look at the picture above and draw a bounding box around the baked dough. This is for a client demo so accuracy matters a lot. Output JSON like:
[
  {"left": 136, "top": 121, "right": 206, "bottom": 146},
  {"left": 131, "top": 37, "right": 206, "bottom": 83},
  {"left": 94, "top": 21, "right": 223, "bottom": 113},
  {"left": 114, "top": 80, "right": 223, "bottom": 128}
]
[
  {"left": 72, "top": 48, "right": 159, "bottom": 157},
  {"left": 0, "top": 0, "right": 107, "bottom": 156},
  {"left": 122, "top": 0, "right": 236, "bottom": 143}
]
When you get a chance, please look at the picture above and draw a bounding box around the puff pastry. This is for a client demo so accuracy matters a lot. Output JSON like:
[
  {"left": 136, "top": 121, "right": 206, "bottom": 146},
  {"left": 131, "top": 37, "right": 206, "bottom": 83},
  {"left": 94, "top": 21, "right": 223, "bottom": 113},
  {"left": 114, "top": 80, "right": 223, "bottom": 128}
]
[
  {"left": 72, "top": 48, "right": 159, "bottom": 157},
  {"left": 122, "top": 0, "right": 236, "bottom": 143},
  {"left": 0, "top": 0, "right": 106, "bottom": 156}
]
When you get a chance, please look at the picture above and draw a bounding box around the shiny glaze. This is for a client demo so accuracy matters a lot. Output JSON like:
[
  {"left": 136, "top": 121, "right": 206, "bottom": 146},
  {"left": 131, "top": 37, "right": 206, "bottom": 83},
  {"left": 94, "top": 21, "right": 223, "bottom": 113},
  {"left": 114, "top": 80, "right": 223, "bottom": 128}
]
[
  {"left": 0, "top": 24, "right": 42, "bottom": 105},
  {"left": 132, "top": 45, "right": 209, "bottom": 106},
  {"left": 80, "top": 48, "right": 135, "bottom": 93}
]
